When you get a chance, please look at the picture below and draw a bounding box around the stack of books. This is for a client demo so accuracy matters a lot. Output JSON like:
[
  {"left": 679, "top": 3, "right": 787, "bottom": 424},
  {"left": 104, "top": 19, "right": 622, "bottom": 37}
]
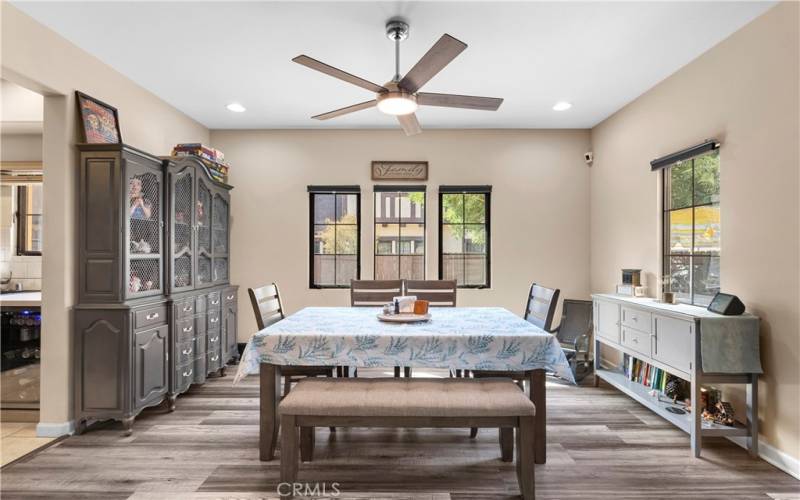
[
  {"left": 623, "top": 354, "right": 670, "bottom": 392},
  {"left": 171, "top": 143, "right": 230, "bottom": 184}
]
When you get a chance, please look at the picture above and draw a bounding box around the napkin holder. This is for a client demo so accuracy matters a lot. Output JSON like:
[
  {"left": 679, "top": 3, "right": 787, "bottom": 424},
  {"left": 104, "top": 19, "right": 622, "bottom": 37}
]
[{"left": 393, "top": 295, "right": 418, "bottom": 314}]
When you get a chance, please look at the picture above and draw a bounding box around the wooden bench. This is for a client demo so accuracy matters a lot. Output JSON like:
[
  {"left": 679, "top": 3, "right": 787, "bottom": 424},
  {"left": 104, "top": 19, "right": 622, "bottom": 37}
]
[{"left": 279, "top": 378, "right": 536, "bottom": 499}]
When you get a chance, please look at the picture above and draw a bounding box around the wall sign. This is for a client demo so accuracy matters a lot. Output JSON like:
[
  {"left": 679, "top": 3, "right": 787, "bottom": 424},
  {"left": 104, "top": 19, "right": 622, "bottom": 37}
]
[{"left": 371, "top": 161, "right": 428, "bottom": 181}]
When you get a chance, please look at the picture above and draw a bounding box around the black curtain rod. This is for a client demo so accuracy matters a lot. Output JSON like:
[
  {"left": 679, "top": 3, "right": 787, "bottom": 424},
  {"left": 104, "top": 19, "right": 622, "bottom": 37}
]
[
  {"left": 650, "top": 139, "right": 720, "bottom": 171},
  {"left": 307, "top": 185, "right": 361, "bottom": 193}
]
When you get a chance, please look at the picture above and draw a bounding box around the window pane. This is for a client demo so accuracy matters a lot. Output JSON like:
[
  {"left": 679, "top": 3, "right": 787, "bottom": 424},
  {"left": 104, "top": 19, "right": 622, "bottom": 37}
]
[
  {"left": 441, "top": 194, "right": 464, "bottom": 223},
  {"left": 312, "top": 255, "right": 336, "bottom": 286},
  {"left": 694, "top": 205, "right": 720, "bottom": 255},
  {"left": 441, "top": 254, "right": 465, "bottom": 285},
  {"left": 464, "top": 194, "right": 486, "bottom": 223},
  {"left": 375, "top": 255, "right": 399, "bottom": 280},
  {"left": 375, "top": 224, "right": 399, "bottom": 255},
  {"left": 667, "top": 208, "right": 692, "bottom": 254},
  {"left": 442, "top": 224, "right": 463, "bottom": 253},
  {"left": 464, "top": 225, "right": 486, "bottom": 254},
  {"left": 314, "top": 224, "right": 335, "bottom": 254},
  {"left": 694, "top": 152, "right": 720, "bottom": 205},
  {"left": 29, "top": 184, "right": 43, "bottom": 213},
  {"left": 668, "top": 161, "right": 693, "bottom": 210},
  {"left": 667, "top": 255, "right": 690, "bottom": 303},
  {"left": 402, "top": 192, "right": 425, "bottom": 223},
  {"left": 313, "top": 194, "right": 335, "bottom": 223},
  {"left": 336, "top": 225, "right": 357, "bottom": 254},
  {"left": 400, "top": 224, "right": 424, "bottom": 255},
  {"left": 693, "top": 256, "right": 720, "bottom": 306},
  {"left": 336, "top": 194, "right": 358, "bottom": 223},
  {"left": 375, "top": 193, "right": 398, "bottom": 222},
  {"left": 400, "top": 255, "right": 424, "bottom": 280},
  {"left": 464, "top": 255, "right": 487, "bottom": 286},
  {"left": 26, "top": 215, "right": 43, "bottom": 253},
  {"left": 335, "top": 255, "right": 358, "bottom": 286}
]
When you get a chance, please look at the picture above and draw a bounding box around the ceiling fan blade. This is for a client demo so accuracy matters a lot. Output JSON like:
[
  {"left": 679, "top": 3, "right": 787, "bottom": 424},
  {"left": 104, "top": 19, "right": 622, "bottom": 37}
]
[
  {"left": 397, "top": 113, "right": 422, "bottom": 136},
  {"left": 399, "top": 34, "right": 467, "bottom": 93},
  {"left": 293, "top": 55, "right": 387, "bottom": 94},
  {"left": 417, "top": 92, "right": 503, "bottom": 111},
  {"left": 312, "top": 100, "right": 377, "bottom": 120}
]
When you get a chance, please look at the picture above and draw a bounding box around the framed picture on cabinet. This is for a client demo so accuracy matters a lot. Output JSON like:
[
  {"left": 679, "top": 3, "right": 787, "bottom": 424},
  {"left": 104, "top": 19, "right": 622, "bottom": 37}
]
[{"left": 76, "top": 91, "right": 122, "bottom": 144}]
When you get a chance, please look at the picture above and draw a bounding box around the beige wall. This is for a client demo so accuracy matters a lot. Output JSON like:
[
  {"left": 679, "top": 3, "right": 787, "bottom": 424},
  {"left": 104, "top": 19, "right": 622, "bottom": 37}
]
[
  {"left": 1, "top": 134, "right": 42, "bottom": 162},
  {"left": 211, "top": 129, "right": 592, "bottom": 342},
  {"left": 590, "top": 1, "right": 799, "bottom": 462},
  {"left": 1, "top": 3, "right": 209, "bottom": 430}
]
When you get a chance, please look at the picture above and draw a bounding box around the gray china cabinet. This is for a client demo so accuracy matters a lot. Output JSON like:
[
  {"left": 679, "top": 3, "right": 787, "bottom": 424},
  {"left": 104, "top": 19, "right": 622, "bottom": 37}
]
[{"left": 74, "top": 144, "right": 237, "bottom": 435}]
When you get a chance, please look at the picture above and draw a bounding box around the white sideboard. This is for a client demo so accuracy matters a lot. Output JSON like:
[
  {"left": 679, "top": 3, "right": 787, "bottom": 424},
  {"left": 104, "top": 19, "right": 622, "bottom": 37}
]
[{"left": 592, "top": 293, "right": 758, "bottom": 458}]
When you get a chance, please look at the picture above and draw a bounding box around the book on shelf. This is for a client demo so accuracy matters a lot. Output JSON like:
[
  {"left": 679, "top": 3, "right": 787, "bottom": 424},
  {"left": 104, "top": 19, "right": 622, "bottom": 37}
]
[{"left": 623, "top": 354, "right": 671, "bottom": 392}]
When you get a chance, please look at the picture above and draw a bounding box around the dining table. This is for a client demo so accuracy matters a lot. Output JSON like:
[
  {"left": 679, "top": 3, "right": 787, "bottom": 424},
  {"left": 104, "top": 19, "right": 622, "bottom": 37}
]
[{"left": 234, "top": 306, "right": 575, "bottom": 465}]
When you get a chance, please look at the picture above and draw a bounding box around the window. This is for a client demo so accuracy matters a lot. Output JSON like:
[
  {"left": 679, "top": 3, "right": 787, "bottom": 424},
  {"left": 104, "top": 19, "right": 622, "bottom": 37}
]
[
  {"left": 374, "top": 186, "right": 425, "bottom": 280},
  {"left": 309, "top": 186, "right": 360, "bottom": 288},
  {"left": 663, "top": 150, "right": 720, "bottom": 305},
  {"left": 16, "top": 184, "right": 43, "bottom": 256},
  {"left": 439, "top": 186, "right": 491, "bottom": 288}
]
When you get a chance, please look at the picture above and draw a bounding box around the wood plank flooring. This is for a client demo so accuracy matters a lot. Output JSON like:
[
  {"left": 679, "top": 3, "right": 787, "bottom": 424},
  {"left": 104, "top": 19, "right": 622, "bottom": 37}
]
[{"left": 1, "top": 368, "right": 797, "bottom": 499}]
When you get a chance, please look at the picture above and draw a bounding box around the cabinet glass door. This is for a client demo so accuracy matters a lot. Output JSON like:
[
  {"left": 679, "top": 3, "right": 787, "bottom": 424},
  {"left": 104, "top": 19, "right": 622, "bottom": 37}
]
[
  {"left": 196, "top": 179, "right": 213, "bottom": 286},
  {"left": 172, "top": 166, "right": 194, "bottom": 291},
  {"left": 127, "top": 165, "right": 162, "bottom": 298},
  {"left": 212, "top": 192, "right": 229, "bottom": 284}
]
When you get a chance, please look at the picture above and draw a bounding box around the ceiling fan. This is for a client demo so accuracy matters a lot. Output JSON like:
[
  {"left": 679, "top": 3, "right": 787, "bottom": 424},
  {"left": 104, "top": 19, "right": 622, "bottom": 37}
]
[{"left": 292, "top": 20, "right": 504, "bottom": 136}]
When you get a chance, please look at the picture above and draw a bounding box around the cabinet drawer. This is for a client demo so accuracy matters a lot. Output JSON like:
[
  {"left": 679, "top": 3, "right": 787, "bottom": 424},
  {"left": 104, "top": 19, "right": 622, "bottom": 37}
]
[
  {"left": 621, "top": 327, "right": 651, "bottom": 357},
  {"left": 176, "top": 317, "right": 196, "bottom": 342},
  {"left": 223, "top": 289, "right": 237, "bottom": 307},
  {"left": 653, "top": 315, "right": 693, "bottom": 374},
  {"left": 175, "top": 364, "right": 194, "bottom": 391},
  {"left": 133, "top": 304, "right": 167, "bottom": 330},
  {"left": 207, "top": 309, "right": 222, "bottom": 330},
  {"left": 176, "top": 340, "right": 195, "bottom": 366},
  {"left": 622, "top": 307, "right": 651, "bottom": 334},
  {"left": 207, "top": 291, "right": 222, "bottom": 310},
  {"left": 175, "top": 299, "right": 196, "bottom": 320},
  {"left": 207, "top": 349, "right": 222, "bottom": 372},
  {"left": 195, "top": 294, "right": 207, "bottom": 314},
  {"left": 207, "top": 331, "right": 222, "bottom": 350}
]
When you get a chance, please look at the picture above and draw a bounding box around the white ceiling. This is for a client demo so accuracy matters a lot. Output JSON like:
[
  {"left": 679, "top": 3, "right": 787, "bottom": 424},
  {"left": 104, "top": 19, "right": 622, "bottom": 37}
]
[{"left": 12, "top": 1, "right": 774, "bottom": 130}]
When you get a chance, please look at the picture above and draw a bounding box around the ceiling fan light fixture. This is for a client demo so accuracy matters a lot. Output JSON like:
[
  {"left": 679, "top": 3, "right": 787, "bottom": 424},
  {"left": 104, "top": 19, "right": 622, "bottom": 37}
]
[
  {"left": 552, "top": 101, "right": 572, "bottom": 111},
  {"left": 377, "top": 92, "right": 418, "bottom": 116}
]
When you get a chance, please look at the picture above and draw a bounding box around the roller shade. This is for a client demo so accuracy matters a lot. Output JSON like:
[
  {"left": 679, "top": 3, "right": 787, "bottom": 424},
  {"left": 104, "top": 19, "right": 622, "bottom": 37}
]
[
  {"left": 307, "top": 185, "right": 360, "bottom": 193},
  {"left": 650, "top": 139, "right": 719, "bottom": 171}
]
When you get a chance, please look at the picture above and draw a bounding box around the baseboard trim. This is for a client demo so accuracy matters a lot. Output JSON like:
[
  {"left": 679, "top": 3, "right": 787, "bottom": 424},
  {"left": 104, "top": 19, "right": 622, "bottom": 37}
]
[
  {"left": 36, "top": 420, "right": 75, "bottom": 438},
  {"left": 727, "top": 435, "right": 800, "bottom": 480}
]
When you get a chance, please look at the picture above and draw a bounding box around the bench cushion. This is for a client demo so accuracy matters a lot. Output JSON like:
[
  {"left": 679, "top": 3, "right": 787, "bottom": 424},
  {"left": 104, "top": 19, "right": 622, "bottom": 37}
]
[{"left": 279, "top": 378, "right": 535, "bottom": 417}]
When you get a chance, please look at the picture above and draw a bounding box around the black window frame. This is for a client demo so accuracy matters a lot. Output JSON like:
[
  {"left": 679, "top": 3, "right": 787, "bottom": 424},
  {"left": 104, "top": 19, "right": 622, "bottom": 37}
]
[
  {"left": 16, "top": 184, "right": 43, "bottom": 256},
  {"left": 373, "top": 185, "right": 426, "bottom": 280},
  {"left": 438, "top": 186, "right": 491, "bottom": 289},
  {"left": 308, "top": 185, "right": 361, "bottom": 289},
  {"left": 661, "top": 151, "right": 720, "bottom": 306}
]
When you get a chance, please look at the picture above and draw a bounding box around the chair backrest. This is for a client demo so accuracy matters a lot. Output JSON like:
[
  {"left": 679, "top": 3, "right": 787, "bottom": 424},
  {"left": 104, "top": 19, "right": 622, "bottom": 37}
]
[
  {"left": 403, "top": 280, "right": 457, "bottom": 307},
  {"left": 350, "top": 280, "right": 403, "bottom": 307},
  {"left": 524, "top": 283, "right": 560, "bottom": 331},
  {"left": 248, "top": 283, "right": 285, "bottom": 330},
  {"left": 554, "top": 299, "right": 593, "bottom": 345}
]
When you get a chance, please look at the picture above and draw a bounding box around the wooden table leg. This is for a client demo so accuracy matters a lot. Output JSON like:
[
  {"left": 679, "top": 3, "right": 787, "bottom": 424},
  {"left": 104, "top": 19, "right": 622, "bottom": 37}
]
[
  {"left": 260, "top": 363, "right": 281, "bottom": 461},
  {"left": 528, "top": 369, "right": 546, "bottom": 464}
]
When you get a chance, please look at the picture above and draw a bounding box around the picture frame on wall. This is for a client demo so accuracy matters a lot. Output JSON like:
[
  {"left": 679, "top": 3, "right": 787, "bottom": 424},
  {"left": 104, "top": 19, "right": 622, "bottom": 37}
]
[
  {"left": 371, "top": 161, "right": 428, "bottom": 181},
  {"left": 76, "top": 91, "right": 122, "bottom": 144}
]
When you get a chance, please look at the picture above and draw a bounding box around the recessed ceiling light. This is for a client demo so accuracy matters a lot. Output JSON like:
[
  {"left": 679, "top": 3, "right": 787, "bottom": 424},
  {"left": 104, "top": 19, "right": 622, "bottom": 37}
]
[
  {"left": 552, "top": 101, "right": 572, "bottom": 111},
  {"left": 226, "top": 102, "right": 246, "bottom": 113}
]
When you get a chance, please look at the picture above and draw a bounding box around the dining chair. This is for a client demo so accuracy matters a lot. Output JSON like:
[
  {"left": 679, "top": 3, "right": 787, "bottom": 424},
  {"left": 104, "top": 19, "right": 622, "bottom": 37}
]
[
  {"left": 349, "top": 279, "right": 403, "bottom": 377},
  {"left": 400, "top": 280, "right": 458, "bottom": 377},
  {"left": 247, "top": 283, "right": 335, "bottom": 396},
  {"left": 552, "top": 299, "right": 593, "bottom": 381},
  {"left": 469, "top": 282, "right": 560, "bottom": 437}
]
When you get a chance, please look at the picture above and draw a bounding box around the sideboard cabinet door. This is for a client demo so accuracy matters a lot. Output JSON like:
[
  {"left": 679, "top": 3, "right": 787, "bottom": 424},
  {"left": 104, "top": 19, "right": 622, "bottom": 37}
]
[
  {"left": 652, "top": 315, "right": 693, "bottom": 374},
  {"left": 133, "top": 325, "right": 169, "bottom": 409},
  {"left": 595, "top": 299, "right": 621, "bottom": 344}
]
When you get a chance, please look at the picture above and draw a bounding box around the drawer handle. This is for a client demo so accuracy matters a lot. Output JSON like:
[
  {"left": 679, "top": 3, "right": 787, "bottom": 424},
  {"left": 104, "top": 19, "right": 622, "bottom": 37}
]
[
  {"left": 226, "top": 294, "right": 235, "bottom": 300},
  {"left": 181, "top": 348, "right": 193, "bottom": 356},
  {"left": 211, "top": 299, "right": 220, "bottom": 305},
  {"left": 210, "top": 318, "right": 219, "bottom": 324},
  {"left": 183, "top": 305, "right": 193, "bottom": 312},
  {"left": 632, "top": 316, "right": 638, "bottom": 322},
  {"left": 145, "top": 312, "right": 160, "bottom": 320},
  {"left": 182, "top": 369, "right": 193, "bottom": 377},
  {"left": 210, "top": 336, "right": 219, "bottom": 343},
  {"left": 183, "top": 325, "right": 193, "bottom": 333},
  {"left": 211, "top": 355, "right": 219, "bottom": 362},
  {"left": 632, "top": 338, "right": 638, "bottom": 343}
]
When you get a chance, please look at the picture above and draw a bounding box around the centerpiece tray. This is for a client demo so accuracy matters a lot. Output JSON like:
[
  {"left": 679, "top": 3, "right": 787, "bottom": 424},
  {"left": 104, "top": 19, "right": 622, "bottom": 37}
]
[{"left": 377, "top": 313, "right": 431, "bottom": 323}]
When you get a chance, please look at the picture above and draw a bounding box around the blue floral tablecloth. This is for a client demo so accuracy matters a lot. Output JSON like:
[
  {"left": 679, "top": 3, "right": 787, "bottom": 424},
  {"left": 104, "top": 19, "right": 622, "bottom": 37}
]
[{"left": 234, "top": 307, "right": 575, "bottom": 383}]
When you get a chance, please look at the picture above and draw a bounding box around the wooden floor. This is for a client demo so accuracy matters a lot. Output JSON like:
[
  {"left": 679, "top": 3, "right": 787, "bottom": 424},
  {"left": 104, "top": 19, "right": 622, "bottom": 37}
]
[{"left": 1, "top": 368, "right": 797, "bottom": 499}]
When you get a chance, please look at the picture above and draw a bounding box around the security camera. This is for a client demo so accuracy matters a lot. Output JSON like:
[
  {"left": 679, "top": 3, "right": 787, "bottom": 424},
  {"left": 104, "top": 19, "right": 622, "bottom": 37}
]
[{"left": 584, "top": 152, "right": 593, "bottom": 164}]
